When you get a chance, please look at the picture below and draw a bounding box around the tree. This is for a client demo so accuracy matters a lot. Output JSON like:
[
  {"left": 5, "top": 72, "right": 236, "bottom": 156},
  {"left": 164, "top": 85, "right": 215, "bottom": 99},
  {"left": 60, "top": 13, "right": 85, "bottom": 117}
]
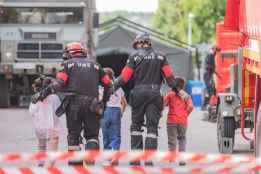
[{"left": 153, "top": 0, "right": 226, "bottom": 44}]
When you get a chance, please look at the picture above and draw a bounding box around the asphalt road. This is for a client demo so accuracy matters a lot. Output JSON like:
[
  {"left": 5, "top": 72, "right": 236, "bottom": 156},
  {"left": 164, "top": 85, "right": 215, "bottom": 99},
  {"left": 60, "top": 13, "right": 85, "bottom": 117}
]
[{"left": 0, "top": 107, "right": 252, "bottom": 154}]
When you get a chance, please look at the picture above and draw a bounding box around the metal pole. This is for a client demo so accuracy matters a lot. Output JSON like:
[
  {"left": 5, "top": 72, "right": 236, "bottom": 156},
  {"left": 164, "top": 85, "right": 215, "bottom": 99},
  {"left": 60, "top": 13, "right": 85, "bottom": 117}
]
[
  {"left": 195, "top": 48, "right": 201, "bottom": 80},
  {"left": 188, "top": 13, "right": 194, "bottom": 47},
  {"left": 85, "top": 0, "right": 96, "bottom": 57}
]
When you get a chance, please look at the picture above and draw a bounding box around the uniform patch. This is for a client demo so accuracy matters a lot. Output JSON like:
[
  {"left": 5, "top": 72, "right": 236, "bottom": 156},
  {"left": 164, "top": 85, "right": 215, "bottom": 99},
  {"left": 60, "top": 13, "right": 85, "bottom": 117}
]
[
  {"left": 143, "top": 54, "right": 155, "bottom": 60},
  {"left": 94, "top": 65, "right": 99, "bottom": 70},
  {"left": 134, "top": 56, "right": 140, "bottom": 62},
  {"left": 162, "top": 64, "right": 173, "bottom": 78},
  {"left": 67, "top": 63, "right": 74, "bottom": 69},
  {"left": 158, "top": 55, "right": 164, "bottom": 60},
  {"left": 101, "top": 74, "right": 111, "bottom": 85},
  {"left": 122, "top": 66, "right": 134, "bottom": 83},
  {"left": 56, "top": 72, "right": 69, "bottom": 82}
]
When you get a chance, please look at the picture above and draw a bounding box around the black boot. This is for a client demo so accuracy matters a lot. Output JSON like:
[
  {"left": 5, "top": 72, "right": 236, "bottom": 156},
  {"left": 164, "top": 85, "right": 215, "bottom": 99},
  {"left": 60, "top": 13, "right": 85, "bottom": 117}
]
[
  {"left": 130, "top": 134, "right": 143, "bottom": 166},
  {"left": 85, "top": 139, "right": 99, "bottom": 166},
  {"left": 144, "top": 136, "right": 158, "bottom": 166}
]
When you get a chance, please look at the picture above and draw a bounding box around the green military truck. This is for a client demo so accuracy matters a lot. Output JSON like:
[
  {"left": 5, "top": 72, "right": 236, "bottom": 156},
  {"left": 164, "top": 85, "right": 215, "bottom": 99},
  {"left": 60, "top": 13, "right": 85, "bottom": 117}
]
[{"left": 0, "top": 0, "right": 98, "bottom": 107}]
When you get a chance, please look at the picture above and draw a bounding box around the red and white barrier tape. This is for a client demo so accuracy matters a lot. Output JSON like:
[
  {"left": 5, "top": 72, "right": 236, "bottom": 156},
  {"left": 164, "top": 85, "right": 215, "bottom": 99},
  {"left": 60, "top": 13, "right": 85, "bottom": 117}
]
[
  {"left": 1, "top": 165, "right": 261, "bottom": 174},
  {"left": 0, "top": 151, "right": 256, "bottom": 165}
]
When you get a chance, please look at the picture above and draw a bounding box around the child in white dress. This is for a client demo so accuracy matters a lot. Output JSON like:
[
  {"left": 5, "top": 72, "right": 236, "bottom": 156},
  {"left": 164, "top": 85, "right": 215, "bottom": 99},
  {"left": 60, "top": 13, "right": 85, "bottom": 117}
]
[{"left": 29, "top": 77, "right": 66, "bottom": 166}]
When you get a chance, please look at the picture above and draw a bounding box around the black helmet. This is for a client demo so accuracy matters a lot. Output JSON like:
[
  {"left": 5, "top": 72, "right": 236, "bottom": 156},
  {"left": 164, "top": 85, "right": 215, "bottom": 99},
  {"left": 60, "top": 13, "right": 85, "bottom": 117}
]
[{"left": 132, "top": 32, "right": 152, "bottom": 49}]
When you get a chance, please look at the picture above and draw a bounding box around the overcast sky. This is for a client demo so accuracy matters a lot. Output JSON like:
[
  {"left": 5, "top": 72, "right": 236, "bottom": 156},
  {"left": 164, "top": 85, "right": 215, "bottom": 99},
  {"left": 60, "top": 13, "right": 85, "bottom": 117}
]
[{"left": 96, "top": 0, "right": 159, "bottom": 12}]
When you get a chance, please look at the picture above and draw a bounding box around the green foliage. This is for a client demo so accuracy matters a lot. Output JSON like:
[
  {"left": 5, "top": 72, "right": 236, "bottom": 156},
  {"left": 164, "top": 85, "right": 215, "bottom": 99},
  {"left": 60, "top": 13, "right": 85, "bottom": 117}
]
[{"left": 153, "top": 0, "right": 226, "bottom": 44}]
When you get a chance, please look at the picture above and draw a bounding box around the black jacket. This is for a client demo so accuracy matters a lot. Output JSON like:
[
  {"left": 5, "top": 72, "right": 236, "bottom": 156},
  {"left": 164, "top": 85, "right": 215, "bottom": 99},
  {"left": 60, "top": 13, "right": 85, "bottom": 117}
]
[{"left": 57, "top": 57, "right": 110, "bottom": 97}]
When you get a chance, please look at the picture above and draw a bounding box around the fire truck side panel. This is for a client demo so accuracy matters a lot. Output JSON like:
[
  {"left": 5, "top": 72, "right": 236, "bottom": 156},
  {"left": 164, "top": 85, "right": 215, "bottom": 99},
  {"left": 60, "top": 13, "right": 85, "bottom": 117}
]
[
  {"left": 242, "top": 0, "right": 261, "bottom": 38},
  {"left": 215, "top": 22, "right": 243, "bottom": 94}
]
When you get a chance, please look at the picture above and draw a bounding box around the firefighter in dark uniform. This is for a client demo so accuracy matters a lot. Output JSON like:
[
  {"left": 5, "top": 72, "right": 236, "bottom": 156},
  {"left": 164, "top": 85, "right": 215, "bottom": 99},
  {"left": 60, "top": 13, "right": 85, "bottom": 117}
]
[
  {"left": 114, "top": 33, "right": 189, "bottom": 165},
  {"left": 32, "top": 42, "right": 113, "bottom": 165},
  {"left": 202, "top": 46, "right": 219, "bottom": 110}
]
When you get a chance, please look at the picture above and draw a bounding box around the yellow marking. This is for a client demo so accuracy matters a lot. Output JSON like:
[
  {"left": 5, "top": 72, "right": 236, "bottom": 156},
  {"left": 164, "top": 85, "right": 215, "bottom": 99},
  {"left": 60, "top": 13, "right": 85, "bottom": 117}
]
[
  {"left": 244, "top": 70, "right": 250, "bottom": 106},
  {"left": 245, "top": 64, "right": 261, "bottom": 75},
  {"left": 243, "top": 48, "right": 260, "bottom": 62}
]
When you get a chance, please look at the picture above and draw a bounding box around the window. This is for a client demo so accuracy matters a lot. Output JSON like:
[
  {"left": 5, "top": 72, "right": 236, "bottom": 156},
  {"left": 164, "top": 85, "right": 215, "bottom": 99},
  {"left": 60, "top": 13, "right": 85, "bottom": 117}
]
[
  {"left": 41, "top": 43, "right": 63, "bottom": 50},
  {"left": 41, "top": 52, "right": 63, "bottom": 59},
  {"left": 17, "top": 43, "right": 39, "bottom": 59},
  {"left": 0, "top": 7, "right": 84, "bottom": 24},
  {"left": 41, "top": 43, "right": 63, "bottom": 59},
  {"left": 18, "top": 43, "right": 39, "bottom": 50},
  {"left": 17, "top": 52, "right": 39, "bottom": 59},
  {"left": 17, "top": 42, "right": 63, "bottom": 59}
]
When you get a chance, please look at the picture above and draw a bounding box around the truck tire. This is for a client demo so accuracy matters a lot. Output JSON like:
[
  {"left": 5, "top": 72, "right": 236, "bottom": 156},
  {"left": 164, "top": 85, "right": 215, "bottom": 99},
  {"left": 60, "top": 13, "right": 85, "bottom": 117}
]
[
  {"left": 0, "top": 77, "right": 10, "bottom": 108},
  {"left": 256, "top": 102, "right": 261, "bottom": 157},
  {"left": 217, "top": 107, "right": 235, "bottom": 153},
  {"left": 223, "top": 117, "right": 235, "bottom": 137},
  {"left": 255, "top": 102, "right": 261, "bottom": 174}
]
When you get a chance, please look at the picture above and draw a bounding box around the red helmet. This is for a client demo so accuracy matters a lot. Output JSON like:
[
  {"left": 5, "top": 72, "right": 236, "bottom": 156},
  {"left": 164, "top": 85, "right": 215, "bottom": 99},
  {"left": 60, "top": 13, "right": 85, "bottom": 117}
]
[{"left": 63, "top": 42, "right": 86, "bottom": 60}]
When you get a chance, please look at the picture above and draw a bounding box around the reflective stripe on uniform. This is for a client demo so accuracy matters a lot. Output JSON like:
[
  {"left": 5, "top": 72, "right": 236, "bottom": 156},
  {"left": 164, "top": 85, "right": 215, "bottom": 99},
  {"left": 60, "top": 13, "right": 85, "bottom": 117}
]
[
  {"left": 146, "top": 133, "right": 157, "bottom": 139},
  {"left": 101, "top": 74, "right": 111, "bottom": 86},
  {"left": 68, "top": 145, "right": 81, "bottom": 151},
  {"left": 86, "top": 139, "right": 99, "bottom": 144},
  {"left": 131, "top": 131, "right": 143, "bottom": 136},
  {"left": 162, "top": 64, "right": 173, "bottom": 78},
  {"left": 121, "top": 66, "right": 134, "bottom": 83},
  {"left": 56, "top": 72, "right": 69, "bottom": 82}
]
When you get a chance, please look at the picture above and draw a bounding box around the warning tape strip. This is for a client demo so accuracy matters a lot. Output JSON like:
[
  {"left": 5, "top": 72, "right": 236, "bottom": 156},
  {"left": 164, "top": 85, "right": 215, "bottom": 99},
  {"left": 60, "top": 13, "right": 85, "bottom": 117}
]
[
  {"left": 0, "top": 151, "right": 257, "bottom": 165},
  {"left": 1, "top": 165, "right": 261, "bottom": 174}
]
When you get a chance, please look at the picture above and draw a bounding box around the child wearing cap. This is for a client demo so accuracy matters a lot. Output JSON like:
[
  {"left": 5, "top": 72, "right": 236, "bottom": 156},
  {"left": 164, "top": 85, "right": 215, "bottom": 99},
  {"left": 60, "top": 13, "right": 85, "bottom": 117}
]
[{"left": 164, "top": 77, "right": 193, "bottom": 166}]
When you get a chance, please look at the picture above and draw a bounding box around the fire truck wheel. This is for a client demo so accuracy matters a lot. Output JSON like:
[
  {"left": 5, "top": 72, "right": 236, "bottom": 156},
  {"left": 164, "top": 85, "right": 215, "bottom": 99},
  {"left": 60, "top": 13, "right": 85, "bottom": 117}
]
[
  {"left": 217, "top": 107, "right": 235, "bottom": 153},
  {"left": 255, "top": 103, "right": 261, "bottom": 157},
  {"left": 0, "top": 77, "right": 10, "bottom": 108}
]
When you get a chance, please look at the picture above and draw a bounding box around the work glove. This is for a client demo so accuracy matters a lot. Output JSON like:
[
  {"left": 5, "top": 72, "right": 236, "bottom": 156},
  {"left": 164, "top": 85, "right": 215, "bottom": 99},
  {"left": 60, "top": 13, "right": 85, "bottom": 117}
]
[
  {"left": 31, "top": 86, "right": 53, "bottom": 104},
  {"left": 178, "top": 89, "right": 190, "bottom": 100},
  {"left": 31, "top": 92, "right": 41, "bottom": 104},
  {"left": 113, "top": 77, "right": 124, "bottom": 91}
]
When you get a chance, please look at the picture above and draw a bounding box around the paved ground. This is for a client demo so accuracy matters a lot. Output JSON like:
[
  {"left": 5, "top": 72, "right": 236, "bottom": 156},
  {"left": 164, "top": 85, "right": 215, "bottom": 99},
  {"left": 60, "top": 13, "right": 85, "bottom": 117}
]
[{"left": 0, "top": 107, "right": 252, "bottom": 154}]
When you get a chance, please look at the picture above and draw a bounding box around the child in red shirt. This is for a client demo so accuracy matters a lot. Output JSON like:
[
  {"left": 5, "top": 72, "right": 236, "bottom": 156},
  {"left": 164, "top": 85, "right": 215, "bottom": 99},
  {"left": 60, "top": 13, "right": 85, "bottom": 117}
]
[{"left": 164, "top": 77, "right": 193, "bottom": 165}]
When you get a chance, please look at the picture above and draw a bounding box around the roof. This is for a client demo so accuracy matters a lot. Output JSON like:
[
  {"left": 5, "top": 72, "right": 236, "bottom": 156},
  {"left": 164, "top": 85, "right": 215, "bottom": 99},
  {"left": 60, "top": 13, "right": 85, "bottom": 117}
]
[
  {"left": 99, "top": 16, "right": 191, "bottom": 49},
  {"left": 98, "top": 26, "right": 189, "bottom": 56},
  {"left": 97, "top": 17, "right": 194, "bottom": 80},
  {"left": 98, "top": 16, "right": 191, "bottom": 55}
]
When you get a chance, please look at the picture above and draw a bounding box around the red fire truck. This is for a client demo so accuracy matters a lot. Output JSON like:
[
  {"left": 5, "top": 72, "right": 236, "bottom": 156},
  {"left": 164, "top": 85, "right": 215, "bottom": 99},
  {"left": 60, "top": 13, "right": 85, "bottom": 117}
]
[{"left": 214, "top": 0, "right": 261, "bottom": 154}]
